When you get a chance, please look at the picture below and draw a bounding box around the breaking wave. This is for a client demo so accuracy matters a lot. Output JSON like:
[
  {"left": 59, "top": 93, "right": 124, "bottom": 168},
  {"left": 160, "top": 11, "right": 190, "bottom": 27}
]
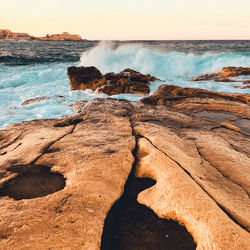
[
  {"left": 1, "top": 40, "right": 250, "bottom": 129},
  {"left": 80, "top": 41, "right": 250, "bottom": 80}
]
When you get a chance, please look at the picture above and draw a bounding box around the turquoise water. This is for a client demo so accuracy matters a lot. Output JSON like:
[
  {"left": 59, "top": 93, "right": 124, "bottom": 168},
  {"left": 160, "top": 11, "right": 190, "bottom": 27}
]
[{"left": 1, "top": 40, "right": 250, "bottom": 129}]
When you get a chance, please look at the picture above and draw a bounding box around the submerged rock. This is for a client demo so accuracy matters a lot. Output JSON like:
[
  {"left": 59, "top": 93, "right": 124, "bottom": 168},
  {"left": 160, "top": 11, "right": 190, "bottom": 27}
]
[
  {"left": 67, "top": 66, "right": 162, "bottom": 95},
  {"left": 21, "top": 96, "right": 50, "bottom": 106},
  {"left": 0, "top": 85, "right": 250, "bottom": 249},
  {"left": 21, "top": 95, "right": 65, "bottom": 106}
]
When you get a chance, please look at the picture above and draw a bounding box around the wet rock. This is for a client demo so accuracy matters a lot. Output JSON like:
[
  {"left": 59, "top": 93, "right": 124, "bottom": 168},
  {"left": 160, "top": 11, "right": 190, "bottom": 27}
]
[
  {"left": 234, "top": 80, "right": 250, "bottom": 89},
  {"left": 191, "top": 66, "right": 250, "bottom": 83},
  {"left": 67, "top": 66, "right": 162, "bottom": 95},
  {"left": 67, "top": 66, "right": 103, "bottom": 91},
  {"left": 219, "top": 67, "right": 250, "bottom": 77},
  {"left": 21, "top": 95, "right": 65, "bottom": 106},
  {"left": 0, "top": 87, "right": 250, "bottom": 249},
  {"left": 21, "top": 96, "right": 50, "bottom": 106}
]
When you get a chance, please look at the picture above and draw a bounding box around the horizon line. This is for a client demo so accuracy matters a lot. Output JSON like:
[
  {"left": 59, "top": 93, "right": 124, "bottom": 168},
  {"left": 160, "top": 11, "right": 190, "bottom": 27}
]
[{"left": 1, "top": 28, "right": 250, "bottom": 41}]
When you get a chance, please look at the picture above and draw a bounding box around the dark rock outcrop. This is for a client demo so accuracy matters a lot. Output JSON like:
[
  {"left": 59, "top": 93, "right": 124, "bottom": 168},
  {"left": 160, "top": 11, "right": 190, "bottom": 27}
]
[
  {"left": 67, "top": 66, "right": 162, "bottom": 95},
  {"left": 67, "top": 66, "right": 103, "bottom": 90}
]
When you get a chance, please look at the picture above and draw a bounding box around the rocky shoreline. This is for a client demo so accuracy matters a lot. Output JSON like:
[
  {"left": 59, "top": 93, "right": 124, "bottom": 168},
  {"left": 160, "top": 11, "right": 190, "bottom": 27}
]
[
  {"left": 0, "top": 29, "right": 83, "bottom": 41},
  {"left": 0, "top": 67, "right": 249, "bottom": 249}
]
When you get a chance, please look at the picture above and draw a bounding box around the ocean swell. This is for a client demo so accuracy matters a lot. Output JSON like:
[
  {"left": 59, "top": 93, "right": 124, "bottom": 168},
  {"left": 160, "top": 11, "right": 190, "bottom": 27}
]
[
  {"left": 80, "top": 41, "right": 250, "bottom": 81},
  {"left": 1, "top": 40, "right": 250, "bottom": 129}
]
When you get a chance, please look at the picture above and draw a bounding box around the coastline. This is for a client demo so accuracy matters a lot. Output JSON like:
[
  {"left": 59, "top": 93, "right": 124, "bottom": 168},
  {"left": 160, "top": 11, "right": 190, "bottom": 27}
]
[
  {"left": 0, "top": 39, "right": 250, "bottom": 248},
  {"left": 0, "top": 73, "right": 249, "bottom": 248},
  {"left": 0, "top": 29, "right": 83, "bottom": 41}
]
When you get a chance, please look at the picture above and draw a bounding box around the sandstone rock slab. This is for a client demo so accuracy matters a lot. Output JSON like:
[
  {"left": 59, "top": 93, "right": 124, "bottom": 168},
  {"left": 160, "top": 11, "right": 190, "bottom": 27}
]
[{"left": 0, "top": 87, "right": 249, "bottom": 249}]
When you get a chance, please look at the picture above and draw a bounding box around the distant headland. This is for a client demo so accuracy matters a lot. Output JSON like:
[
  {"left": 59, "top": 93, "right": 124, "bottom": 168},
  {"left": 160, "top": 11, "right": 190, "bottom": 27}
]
[{"left": 0, "top": 29, "right": 83, "bottom": 41}]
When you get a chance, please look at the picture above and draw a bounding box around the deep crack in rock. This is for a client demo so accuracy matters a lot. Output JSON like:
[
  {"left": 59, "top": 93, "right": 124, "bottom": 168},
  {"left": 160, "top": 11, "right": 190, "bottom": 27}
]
[{"left": 101, "top": 120, "right": 196, "bottom": 250}]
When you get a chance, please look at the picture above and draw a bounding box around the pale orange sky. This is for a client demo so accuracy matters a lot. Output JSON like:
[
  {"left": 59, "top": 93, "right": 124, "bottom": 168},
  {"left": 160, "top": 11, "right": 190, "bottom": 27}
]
[{"left": 1, "top": 0, "right": 250, "bottom": 40}]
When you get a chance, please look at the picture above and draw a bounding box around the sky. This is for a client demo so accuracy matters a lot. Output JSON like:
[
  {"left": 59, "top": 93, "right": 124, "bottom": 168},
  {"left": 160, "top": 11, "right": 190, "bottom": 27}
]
[{"left": 0, "top": 0, "right": 250, "bottom": 40}]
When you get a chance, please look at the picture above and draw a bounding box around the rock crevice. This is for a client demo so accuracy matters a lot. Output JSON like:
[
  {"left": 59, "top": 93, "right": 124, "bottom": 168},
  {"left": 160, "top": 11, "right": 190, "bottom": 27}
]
[{"left": 101, "top": 127, "right": 196, "bottom": 250}]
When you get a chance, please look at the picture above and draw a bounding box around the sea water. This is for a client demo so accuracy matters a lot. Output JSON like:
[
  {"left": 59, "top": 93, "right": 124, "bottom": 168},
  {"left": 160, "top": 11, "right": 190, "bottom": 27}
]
[{"left": 0, "top": 40, "right": 250, "bottom": 129}]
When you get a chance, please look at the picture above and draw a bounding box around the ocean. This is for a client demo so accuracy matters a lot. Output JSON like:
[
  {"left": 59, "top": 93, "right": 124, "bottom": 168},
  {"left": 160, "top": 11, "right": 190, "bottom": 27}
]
[{"left": 0, "top": 40, "right": 250, "bottom": 129}]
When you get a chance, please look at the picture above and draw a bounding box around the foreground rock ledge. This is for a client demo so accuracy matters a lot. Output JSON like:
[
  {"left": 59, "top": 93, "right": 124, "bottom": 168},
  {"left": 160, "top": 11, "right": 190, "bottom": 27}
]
[{"left": 0, "top": 86, "right": 250, "bottom": 249}]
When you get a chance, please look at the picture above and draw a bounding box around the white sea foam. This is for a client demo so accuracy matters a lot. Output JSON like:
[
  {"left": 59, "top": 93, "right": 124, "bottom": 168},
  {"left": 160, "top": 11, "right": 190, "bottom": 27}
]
[{"left": 80, "top": 41, "right": 250, "bottom": 81}]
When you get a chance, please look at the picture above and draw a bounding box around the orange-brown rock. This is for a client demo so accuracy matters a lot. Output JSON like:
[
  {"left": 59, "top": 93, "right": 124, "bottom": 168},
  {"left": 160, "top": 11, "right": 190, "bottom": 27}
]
[
  {"left": 219, "top": 67, "right": 250, "bottom": 77},
  {"left": 191, "top": 66, "right": 250, "bottom": 83},
  {"left": 67, "top": 66, "right": 162, "bottom": 95},
  {"left": 0, "top": 87, "right": 250, "bottom": 249},
  {"left": 0, "top": 100, "right": 135, "bottom": 249},
  {"left": 141, "top": 84, "right": 250, "bottom": 117}
]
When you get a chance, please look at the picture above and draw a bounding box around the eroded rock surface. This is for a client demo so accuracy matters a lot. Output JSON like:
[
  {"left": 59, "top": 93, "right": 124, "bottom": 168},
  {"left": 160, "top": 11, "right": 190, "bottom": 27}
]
[
  {"left": 67, "top": 66, "right": 162, "bottom": 95},
  {"left": 0, "top": 85, "right": 250, "bottom": 249},
  {"left": 101, "top": 177, "right": 196, "bottom": 250},
  {"left": 142, "top": 84, "right": 250, "bottom": 118},
  {"left": 0, "top": 101, "right": 135, "bottom": 249}
]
